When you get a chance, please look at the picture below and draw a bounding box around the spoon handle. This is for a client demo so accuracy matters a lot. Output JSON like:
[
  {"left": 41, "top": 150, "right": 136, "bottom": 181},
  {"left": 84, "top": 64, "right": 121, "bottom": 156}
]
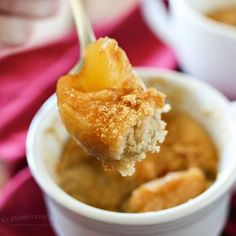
[{"left": 69, "top": 0, "right": 96, "bottom": 57}]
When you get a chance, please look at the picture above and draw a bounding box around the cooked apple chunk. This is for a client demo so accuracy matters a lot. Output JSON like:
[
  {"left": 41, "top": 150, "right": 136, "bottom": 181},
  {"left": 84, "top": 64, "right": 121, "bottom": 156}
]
[{"left": 57, "top": 37, "right": 168, "bottom": 176}]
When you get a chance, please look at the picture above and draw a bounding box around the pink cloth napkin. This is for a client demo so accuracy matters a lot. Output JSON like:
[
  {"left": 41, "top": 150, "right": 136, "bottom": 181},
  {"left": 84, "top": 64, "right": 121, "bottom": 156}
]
[{"left": 4, "top": 6, "right": 236, "bottom": 236}]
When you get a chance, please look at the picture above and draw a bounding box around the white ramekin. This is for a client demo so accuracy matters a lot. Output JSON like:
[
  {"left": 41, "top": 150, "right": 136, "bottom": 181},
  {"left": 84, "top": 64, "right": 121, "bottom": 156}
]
[
  {"left": 27, "top": 68, "right": 236, "bottom": 236},
  {"left": 142, "top": 0, "right": 236, "bottom": 98}
]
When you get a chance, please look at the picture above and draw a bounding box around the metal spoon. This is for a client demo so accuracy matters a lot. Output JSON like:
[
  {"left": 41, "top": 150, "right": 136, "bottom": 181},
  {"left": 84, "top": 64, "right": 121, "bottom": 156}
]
[
  {"left": 69, "top": 0, "right": 96, "bottom": 74},
  {"left": 68, "top": 0, "right": 146, "bottom": 88}
]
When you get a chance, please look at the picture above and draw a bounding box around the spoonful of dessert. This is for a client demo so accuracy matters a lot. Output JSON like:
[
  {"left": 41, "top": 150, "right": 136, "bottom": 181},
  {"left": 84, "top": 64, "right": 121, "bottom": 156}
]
[{"left": 57, "top": 0, "right": 169, "bottom": 176}]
